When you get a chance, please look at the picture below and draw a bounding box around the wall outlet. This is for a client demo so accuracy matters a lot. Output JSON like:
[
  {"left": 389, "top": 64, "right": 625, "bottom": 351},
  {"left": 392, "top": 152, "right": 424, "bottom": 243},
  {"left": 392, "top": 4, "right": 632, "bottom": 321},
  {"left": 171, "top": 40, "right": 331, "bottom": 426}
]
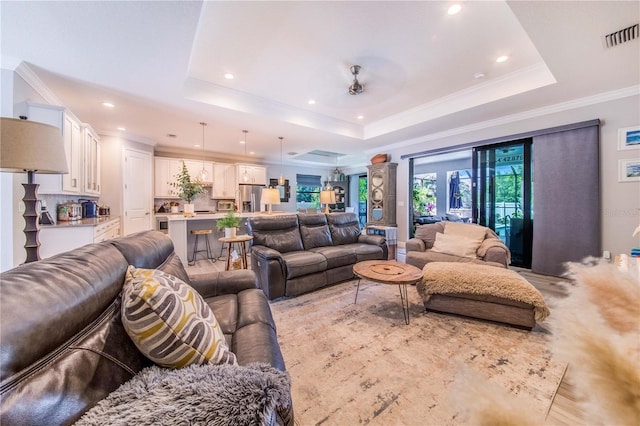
[{"left": 603, "top": 250, "right": 611, "bottom": 260}]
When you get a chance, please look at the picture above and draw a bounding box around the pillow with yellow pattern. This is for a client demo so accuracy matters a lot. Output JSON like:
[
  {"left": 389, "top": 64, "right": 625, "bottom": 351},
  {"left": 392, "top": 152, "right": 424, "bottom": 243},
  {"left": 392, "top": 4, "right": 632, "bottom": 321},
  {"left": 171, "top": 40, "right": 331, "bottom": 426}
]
[{"left": 121, "top": 265, "right": 237, "bottom": 368}]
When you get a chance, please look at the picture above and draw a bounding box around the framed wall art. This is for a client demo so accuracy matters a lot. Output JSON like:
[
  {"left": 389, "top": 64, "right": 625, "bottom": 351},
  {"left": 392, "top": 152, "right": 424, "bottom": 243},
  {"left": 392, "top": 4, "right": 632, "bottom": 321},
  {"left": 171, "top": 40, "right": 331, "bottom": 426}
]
[
  {"left": 618, "top": 158, "right": 640, "bottom": 182},
  {"left": 617, "top": 126, "right": 640, "bottom": 151}
]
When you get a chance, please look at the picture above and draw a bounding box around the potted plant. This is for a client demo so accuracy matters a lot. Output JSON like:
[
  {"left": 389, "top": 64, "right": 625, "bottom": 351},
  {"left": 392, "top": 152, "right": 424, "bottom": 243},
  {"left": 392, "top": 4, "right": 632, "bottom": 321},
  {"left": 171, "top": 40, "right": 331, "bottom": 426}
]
[
  {"left": 169, "top": 161, "right": 204, "bottom": 215},
  {"left": 216, "top": 211, "right": 241, "bottom": 238}
]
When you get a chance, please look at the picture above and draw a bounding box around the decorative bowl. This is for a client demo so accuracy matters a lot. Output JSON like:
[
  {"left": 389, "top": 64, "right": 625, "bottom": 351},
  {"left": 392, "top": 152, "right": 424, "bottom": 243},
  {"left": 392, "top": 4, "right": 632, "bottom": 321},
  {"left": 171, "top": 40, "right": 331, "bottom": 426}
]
[{"left": 370, "top": 154, "right": 388, "bottom": 164}]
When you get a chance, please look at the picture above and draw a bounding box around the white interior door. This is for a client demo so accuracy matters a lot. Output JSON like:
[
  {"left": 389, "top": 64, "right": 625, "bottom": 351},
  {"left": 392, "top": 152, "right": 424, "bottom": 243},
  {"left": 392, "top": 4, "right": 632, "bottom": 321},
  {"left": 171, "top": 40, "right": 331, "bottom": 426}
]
[{"left": 123, "top": 148, "right": 152, "bottom": 235}]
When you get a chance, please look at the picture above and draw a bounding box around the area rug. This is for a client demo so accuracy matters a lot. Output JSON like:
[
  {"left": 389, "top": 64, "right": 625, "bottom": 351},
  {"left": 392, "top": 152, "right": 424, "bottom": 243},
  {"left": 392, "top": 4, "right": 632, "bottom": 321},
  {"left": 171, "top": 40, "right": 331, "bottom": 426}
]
[{"left": 270, "top": 279, "right": 566, "bottom": 425}]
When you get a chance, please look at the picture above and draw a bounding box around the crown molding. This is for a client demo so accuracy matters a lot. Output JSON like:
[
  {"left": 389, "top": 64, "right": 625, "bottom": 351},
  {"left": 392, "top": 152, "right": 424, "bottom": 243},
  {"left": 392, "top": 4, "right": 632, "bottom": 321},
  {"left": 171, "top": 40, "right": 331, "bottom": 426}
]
[
  {"left": 13, "top": 61, "right": 63, "bottom": 106},
  {"left": 369, "top": 85, "right": 640, "bottom": 155}
]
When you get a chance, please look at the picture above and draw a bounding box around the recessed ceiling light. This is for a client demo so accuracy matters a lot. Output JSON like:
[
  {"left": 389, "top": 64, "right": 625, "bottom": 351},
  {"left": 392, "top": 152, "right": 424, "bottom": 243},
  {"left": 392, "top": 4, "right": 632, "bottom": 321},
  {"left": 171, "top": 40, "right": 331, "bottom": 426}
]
[
  {"left": 194, "top": 144, "right": 201, "bottom": 148},
  {"left": 473, "top": 72, "right": 485, "bottom": 79},
  {"left": 117, "top": 127, "right": 126, "bottom": 131},
  {"left": 102, "top": 102, "right": 115, "bottom": 108},
  {"left": 357, "top": 115, "right": 364, "bottom": 120},
  {"left": 239, "top": 140, "right": 245, "bottom": 144},
  {"left": 308, "top": 99, "right": 316, "bottom": 105},
  {"left": 496, "top": 55, "right": 509, "bottom": 63},
  {"left": 224, "top": 73, "right": 234, "bottom": 80},
  {"left": 249, "top": 151, "right": 255, "bottom": 155},
  {"left": 447, "top": 4, "right": 462, "bottom": 15}
]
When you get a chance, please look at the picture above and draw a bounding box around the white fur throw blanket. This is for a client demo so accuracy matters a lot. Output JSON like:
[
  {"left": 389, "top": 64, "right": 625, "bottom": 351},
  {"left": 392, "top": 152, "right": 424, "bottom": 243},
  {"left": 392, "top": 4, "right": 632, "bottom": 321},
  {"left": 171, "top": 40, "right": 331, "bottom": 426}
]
[
  {"left": 417, "top": 262, "right": 550, "bottom": 321},
  {"left": 74, "top": 363, "right": 291, "bottom": 426}
]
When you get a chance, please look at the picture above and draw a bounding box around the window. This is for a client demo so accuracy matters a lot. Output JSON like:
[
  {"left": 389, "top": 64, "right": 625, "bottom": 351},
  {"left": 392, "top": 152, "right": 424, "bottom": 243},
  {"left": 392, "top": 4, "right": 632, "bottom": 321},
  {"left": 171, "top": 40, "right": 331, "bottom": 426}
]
[
  {"left": 412, "top": 173, "right": 437, "bottom": 216},
  {"left": 296, "top": 174, "right": 321, "bottom": 210}
]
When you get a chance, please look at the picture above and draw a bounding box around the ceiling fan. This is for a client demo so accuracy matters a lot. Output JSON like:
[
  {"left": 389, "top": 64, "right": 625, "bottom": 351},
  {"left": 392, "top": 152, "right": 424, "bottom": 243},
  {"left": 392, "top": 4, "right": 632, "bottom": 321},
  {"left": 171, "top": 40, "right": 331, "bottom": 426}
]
[{"left": 348, "top": 65, "right": 364, "bottom": 95}]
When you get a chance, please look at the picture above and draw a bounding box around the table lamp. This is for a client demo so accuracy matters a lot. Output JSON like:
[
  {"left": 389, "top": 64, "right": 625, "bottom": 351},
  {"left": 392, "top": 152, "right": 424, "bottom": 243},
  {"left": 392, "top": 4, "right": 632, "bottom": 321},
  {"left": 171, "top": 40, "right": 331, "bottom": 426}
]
[
  {"left": 261, "top": 188, "right": 280, "bottom": 214},
  {"left": 320, "top": 189, "right": 336, "bottom": 214},
  {"left": 1, "top": 117, "right": 69, "bottom": 263}
]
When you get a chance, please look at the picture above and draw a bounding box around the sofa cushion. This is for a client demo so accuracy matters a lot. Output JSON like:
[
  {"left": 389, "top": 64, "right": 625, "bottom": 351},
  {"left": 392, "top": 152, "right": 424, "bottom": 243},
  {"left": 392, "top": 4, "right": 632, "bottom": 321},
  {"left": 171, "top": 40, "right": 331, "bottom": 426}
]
[
  {"left": 282, "top": 251, "right": 327, "bottom": 279},
  {"left": 121, "top": 266, "right": 237, "bottom": 368},
  {"left": 350, "top": 243, "right": 386, "bottom": 262},
  {"left": 248, "top": 215, "right": 304, "bottom": 253},
  {"left": 299, "top": 213, "right": 332, "bottom": 250},
  {"left": 444, "top": 222, "right": 487, "bottom": 250},
  {"left": 414, "top": 222, "right": 445, "bottom": 249},
  {"left": 430, "top": 232, "right": 479, "bottom": 259},
  {"left": 310, "top": 246, "right": 356, "bottom": 269},
  {"left": 327, "top": 212, "right": 361, "bottom": 245}
]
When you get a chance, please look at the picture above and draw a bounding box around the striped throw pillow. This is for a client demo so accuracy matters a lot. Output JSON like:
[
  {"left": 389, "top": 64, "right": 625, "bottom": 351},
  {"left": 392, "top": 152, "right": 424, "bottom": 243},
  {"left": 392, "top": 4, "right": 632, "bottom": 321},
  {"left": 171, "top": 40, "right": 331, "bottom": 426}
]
[{"left": 121, "top": 266, "right": 237, "bottom": 368}]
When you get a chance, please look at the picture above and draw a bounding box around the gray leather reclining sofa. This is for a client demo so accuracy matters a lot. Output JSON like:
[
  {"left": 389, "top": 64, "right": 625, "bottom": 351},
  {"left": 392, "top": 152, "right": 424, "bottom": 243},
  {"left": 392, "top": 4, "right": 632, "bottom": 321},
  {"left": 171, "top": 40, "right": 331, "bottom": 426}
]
[
  {"left": 247, "top": 212, "right": 387, "bottom": 300},
  {"left": 0, "top": 230, "right": 292, "bottom": 425}
]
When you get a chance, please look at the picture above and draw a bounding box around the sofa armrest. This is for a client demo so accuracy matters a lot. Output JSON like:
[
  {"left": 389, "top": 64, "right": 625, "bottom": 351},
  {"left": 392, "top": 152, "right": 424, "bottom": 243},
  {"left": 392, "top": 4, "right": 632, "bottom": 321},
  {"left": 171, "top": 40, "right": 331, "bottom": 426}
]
[
  {"left": 405, "top": 238, "right": 426, "bottom": 253},
  {"left": 358, "top": 234, "right": 385, "bottom": 247},
  {"left": 190, "top": 270, "right": 258, "bottom": 298},
  {"left": 250, "top": 245, "right": 287, "bottom": 300},
  {"left": 477, "top": 239, "right": 510, "bottom": 268}
]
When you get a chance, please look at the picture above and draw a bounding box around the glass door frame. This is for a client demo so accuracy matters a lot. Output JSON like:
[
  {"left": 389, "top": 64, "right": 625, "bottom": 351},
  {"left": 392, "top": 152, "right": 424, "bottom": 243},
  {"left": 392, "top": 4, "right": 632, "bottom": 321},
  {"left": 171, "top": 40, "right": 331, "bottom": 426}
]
[{"left": 472, "top": 138, "right": 533, "bottom": 268}]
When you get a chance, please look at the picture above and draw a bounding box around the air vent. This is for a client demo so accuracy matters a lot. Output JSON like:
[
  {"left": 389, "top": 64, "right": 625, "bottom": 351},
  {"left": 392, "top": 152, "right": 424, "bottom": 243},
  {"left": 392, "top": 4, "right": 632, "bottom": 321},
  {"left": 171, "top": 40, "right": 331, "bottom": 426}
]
[{"left": 604, "top": 23, "right": 639, "bottom": 48}]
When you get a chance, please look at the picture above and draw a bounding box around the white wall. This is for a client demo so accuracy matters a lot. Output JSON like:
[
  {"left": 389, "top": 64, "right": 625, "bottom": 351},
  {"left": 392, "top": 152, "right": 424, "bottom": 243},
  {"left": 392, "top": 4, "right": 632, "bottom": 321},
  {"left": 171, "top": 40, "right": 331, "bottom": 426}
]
[{"left": 382, "top": 93, "right": 640, "bottom": 257}]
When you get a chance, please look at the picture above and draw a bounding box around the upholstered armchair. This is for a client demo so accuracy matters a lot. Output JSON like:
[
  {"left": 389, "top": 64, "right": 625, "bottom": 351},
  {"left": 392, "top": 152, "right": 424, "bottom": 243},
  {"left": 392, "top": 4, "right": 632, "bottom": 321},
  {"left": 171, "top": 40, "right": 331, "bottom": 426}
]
[{"left": 406, "top": 222, "right": 510, "bottom": 270}]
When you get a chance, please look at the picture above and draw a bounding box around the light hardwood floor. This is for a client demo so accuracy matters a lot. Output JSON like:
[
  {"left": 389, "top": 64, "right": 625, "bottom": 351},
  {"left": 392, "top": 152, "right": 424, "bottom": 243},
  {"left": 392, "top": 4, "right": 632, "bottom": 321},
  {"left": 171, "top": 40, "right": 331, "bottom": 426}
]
[{"left": 186, "top": 259, "right": 583, "bottom": 425}]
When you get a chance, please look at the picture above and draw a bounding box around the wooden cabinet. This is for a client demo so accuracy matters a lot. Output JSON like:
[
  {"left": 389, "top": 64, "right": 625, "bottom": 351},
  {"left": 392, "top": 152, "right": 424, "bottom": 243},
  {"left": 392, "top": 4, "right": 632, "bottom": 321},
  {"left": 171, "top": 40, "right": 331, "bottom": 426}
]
[
  {"left": 211, "top": 163, "right": 238, "bottom": 199},
  {"left": 236, "top": 164, "right": 266, "bottom": 185},
  {"left": 154, "top": 157, "right": 182, "bottom": 198},
  {"left": 367, "top": 162, "right": 397, "bottom": 227},
  {"left": 183, "top": 160, "right": 214, "bottom": 185},
  {"left": 328, "top": 180, "right": 348, "bottom": 212},
  {"left": 93, "top": 217, "right": 121, "bottom": 242},
  {"left": 19, "top": 103, "right": 84, "bottom": 195},
  {"left": 83, "top": 125, "right": 101, "bottom": 195},
  {"left": 154, "top": 158, "right": 215, "bottom": 198}
]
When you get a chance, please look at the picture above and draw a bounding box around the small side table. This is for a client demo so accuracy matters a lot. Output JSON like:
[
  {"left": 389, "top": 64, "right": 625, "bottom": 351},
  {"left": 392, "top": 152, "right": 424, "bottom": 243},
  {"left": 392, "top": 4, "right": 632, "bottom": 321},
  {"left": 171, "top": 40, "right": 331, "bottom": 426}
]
[{"left": 218, "top": 235, "right": 254, "bottom": 271}]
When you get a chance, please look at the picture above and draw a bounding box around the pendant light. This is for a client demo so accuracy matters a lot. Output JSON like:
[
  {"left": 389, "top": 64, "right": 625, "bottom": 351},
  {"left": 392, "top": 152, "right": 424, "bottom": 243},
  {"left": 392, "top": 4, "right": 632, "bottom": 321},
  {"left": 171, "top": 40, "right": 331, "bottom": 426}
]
[
  {"left": 278, "top": 136, "right": 285, "bottom": 186},
  {"left": 242, "top": 130, "right": 250, "bottom": 183},
  {"left": 199, "top": 122, "right": 209, "bottom": 182}
]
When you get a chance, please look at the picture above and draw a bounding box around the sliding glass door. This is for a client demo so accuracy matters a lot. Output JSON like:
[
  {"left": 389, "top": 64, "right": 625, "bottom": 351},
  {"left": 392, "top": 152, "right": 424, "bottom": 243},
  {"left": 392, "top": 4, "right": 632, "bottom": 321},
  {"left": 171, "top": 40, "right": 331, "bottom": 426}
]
[{"left": 472, "top": 139, "right": 532, "bottom": 268}]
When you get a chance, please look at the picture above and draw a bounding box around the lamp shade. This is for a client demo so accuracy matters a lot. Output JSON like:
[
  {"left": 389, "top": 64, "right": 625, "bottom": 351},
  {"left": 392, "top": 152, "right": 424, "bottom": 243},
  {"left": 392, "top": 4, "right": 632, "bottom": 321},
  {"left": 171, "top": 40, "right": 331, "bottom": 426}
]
[
  {"left": 320, "top": 189, "right": 336, "bottom": 204},
  {"left": 261, "top": 188, "right": 281, "bottom": 205},
  {"left": 1, "top": 117, "right": 68, "bottom": 174}
]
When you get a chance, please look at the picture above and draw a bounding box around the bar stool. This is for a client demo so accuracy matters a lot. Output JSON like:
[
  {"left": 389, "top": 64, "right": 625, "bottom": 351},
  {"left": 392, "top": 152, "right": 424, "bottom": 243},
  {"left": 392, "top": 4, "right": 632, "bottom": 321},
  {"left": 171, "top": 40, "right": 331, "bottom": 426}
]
[{"left": 189, "top": 229, "right": 214, "bottom": 266}]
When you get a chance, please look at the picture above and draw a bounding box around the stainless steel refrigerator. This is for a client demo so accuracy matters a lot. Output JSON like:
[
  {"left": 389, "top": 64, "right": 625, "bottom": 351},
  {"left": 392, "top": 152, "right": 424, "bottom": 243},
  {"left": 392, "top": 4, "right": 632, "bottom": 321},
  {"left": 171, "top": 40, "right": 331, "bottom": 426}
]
[{"left": 239, "top": 184, "right": 264, "bottom": 212}]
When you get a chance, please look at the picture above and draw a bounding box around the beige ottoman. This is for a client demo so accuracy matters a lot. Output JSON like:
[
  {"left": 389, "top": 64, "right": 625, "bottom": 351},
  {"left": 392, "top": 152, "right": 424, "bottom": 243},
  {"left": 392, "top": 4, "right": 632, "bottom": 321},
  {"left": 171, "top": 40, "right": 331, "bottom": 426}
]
[{"left": 416, "top": 262, "right": 550, "bottom": 330}]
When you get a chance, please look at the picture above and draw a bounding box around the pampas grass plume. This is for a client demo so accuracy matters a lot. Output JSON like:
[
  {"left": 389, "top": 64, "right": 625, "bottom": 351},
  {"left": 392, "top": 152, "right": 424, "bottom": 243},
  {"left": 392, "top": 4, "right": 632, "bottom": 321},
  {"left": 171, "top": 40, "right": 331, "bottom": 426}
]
[
  {"left": 551, "top": 260, "right": 640, "bottom": 425},
  {"left": 451, "top": 366, "right": 541, "bottom": 426}
]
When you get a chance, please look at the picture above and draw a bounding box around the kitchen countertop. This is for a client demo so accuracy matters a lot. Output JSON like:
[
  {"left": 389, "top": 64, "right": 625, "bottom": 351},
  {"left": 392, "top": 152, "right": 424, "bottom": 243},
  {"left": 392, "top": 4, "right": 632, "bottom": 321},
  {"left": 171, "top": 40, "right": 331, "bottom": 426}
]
[
  {"left": 159, "top": 212, "right": 290, "bottom": 221},
  {"left": 41, "top": 216, "right": 120, "bottom": 228}
]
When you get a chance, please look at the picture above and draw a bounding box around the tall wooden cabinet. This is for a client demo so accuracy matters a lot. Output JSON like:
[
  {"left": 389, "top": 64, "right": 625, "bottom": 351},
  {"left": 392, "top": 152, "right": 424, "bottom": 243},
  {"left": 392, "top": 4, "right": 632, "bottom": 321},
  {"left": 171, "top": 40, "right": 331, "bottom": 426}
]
[{"left": 366, "top": 162, "right": 397, "bottom": 227}]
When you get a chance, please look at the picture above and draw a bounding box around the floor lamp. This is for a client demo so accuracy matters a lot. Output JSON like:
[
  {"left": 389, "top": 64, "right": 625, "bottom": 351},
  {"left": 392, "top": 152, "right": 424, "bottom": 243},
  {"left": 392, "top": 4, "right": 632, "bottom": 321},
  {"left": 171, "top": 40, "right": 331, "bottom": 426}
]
[
  {"left": 261, "top": 188, "right": 281, "bottom": 214},
  {"left": 1, "top": 117, "right": 69, "bottom": 263}
]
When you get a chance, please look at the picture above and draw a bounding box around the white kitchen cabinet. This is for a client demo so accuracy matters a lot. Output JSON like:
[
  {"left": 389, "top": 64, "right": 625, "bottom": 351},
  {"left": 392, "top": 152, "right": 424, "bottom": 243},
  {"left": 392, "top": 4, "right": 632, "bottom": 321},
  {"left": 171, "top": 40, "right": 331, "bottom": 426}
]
[
  {"left": 83, "top": 124, "right": 101, "bottom": 195},
  {"left": 211, "top": 163, "right": 238, "bottom": 199},
  {"left": 19, "top": 103, "right": 83, "bottom": 195},
  {"left": 183, "top": 160, "right": 214, "bottom": 185},
  {"left": 93, "top": 217, "right": 121, "bottom": 242},
  {"left": 236, "top": 164, "right": 267, "bottom": 186},
  {"left": 154, "top": 157, "right": 182, "bottom": 198}
]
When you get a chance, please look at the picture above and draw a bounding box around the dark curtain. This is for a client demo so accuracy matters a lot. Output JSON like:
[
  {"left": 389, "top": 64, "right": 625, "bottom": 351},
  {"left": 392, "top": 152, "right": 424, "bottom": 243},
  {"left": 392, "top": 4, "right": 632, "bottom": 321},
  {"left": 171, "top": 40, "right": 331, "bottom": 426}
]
[{"left": 531, "top": 125, "right": 600, "bottom": 276}]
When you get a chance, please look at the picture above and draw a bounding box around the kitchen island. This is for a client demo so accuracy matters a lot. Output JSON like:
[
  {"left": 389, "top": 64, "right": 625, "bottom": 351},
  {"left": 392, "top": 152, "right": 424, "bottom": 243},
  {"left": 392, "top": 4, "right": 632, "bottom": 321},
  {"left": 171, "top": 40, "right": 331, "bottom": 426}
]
[{"left": 165, "top": 212, "right": 291, "bottom": 267}]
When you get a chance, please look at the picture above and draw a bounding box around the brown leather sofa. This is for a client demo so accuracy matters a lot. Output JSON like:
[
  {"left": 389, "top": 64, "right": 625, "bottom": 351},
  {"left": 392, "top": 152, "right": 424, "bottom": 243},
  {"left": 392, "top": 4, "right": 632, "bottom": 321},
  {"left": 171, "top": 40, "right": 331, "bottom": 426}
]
[
  {"left": 248, "top": 212, "right": 387, "bottom": 300},
  {"left": 0, "top": 230, "right": 293, "bottom": 425}
]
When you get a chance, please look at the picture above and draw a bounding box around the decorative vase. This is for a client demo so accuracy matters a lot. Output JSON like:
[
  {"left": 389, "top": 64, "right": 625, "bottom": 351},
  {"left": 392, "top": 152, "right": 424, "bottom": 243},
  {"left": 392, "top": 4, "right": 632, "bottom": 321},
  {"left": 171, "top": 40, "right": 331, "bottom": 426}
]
[
  {"left": 225, "top": 227, "right": 236, "bottom": 238},
  {"left": 183, "top": 203, "right": 195, "bottom": 215}
]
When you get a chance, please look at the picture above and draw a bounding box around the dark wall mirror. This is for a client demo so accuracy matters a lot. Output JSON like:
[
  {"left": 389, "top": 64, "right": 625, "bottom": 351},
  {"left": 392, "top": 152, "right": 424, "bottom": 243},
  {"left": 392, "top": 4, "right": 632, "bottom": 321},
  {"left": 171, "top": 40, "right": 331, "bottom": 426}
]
[{"left": 269, "top": 178, "right": 290, "bottom": 202}]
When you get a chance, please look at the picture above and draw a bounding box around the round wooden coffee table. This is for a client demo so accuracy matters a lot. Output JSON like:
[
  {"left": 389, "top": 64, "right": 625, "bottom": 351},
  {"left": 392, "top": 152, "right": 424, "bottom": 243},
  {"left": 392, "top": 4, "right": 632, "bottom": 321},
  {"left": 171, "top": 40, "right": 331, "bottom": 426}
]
[{"left": 353, "top": 260, "right": 423, "bottom": 325}]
